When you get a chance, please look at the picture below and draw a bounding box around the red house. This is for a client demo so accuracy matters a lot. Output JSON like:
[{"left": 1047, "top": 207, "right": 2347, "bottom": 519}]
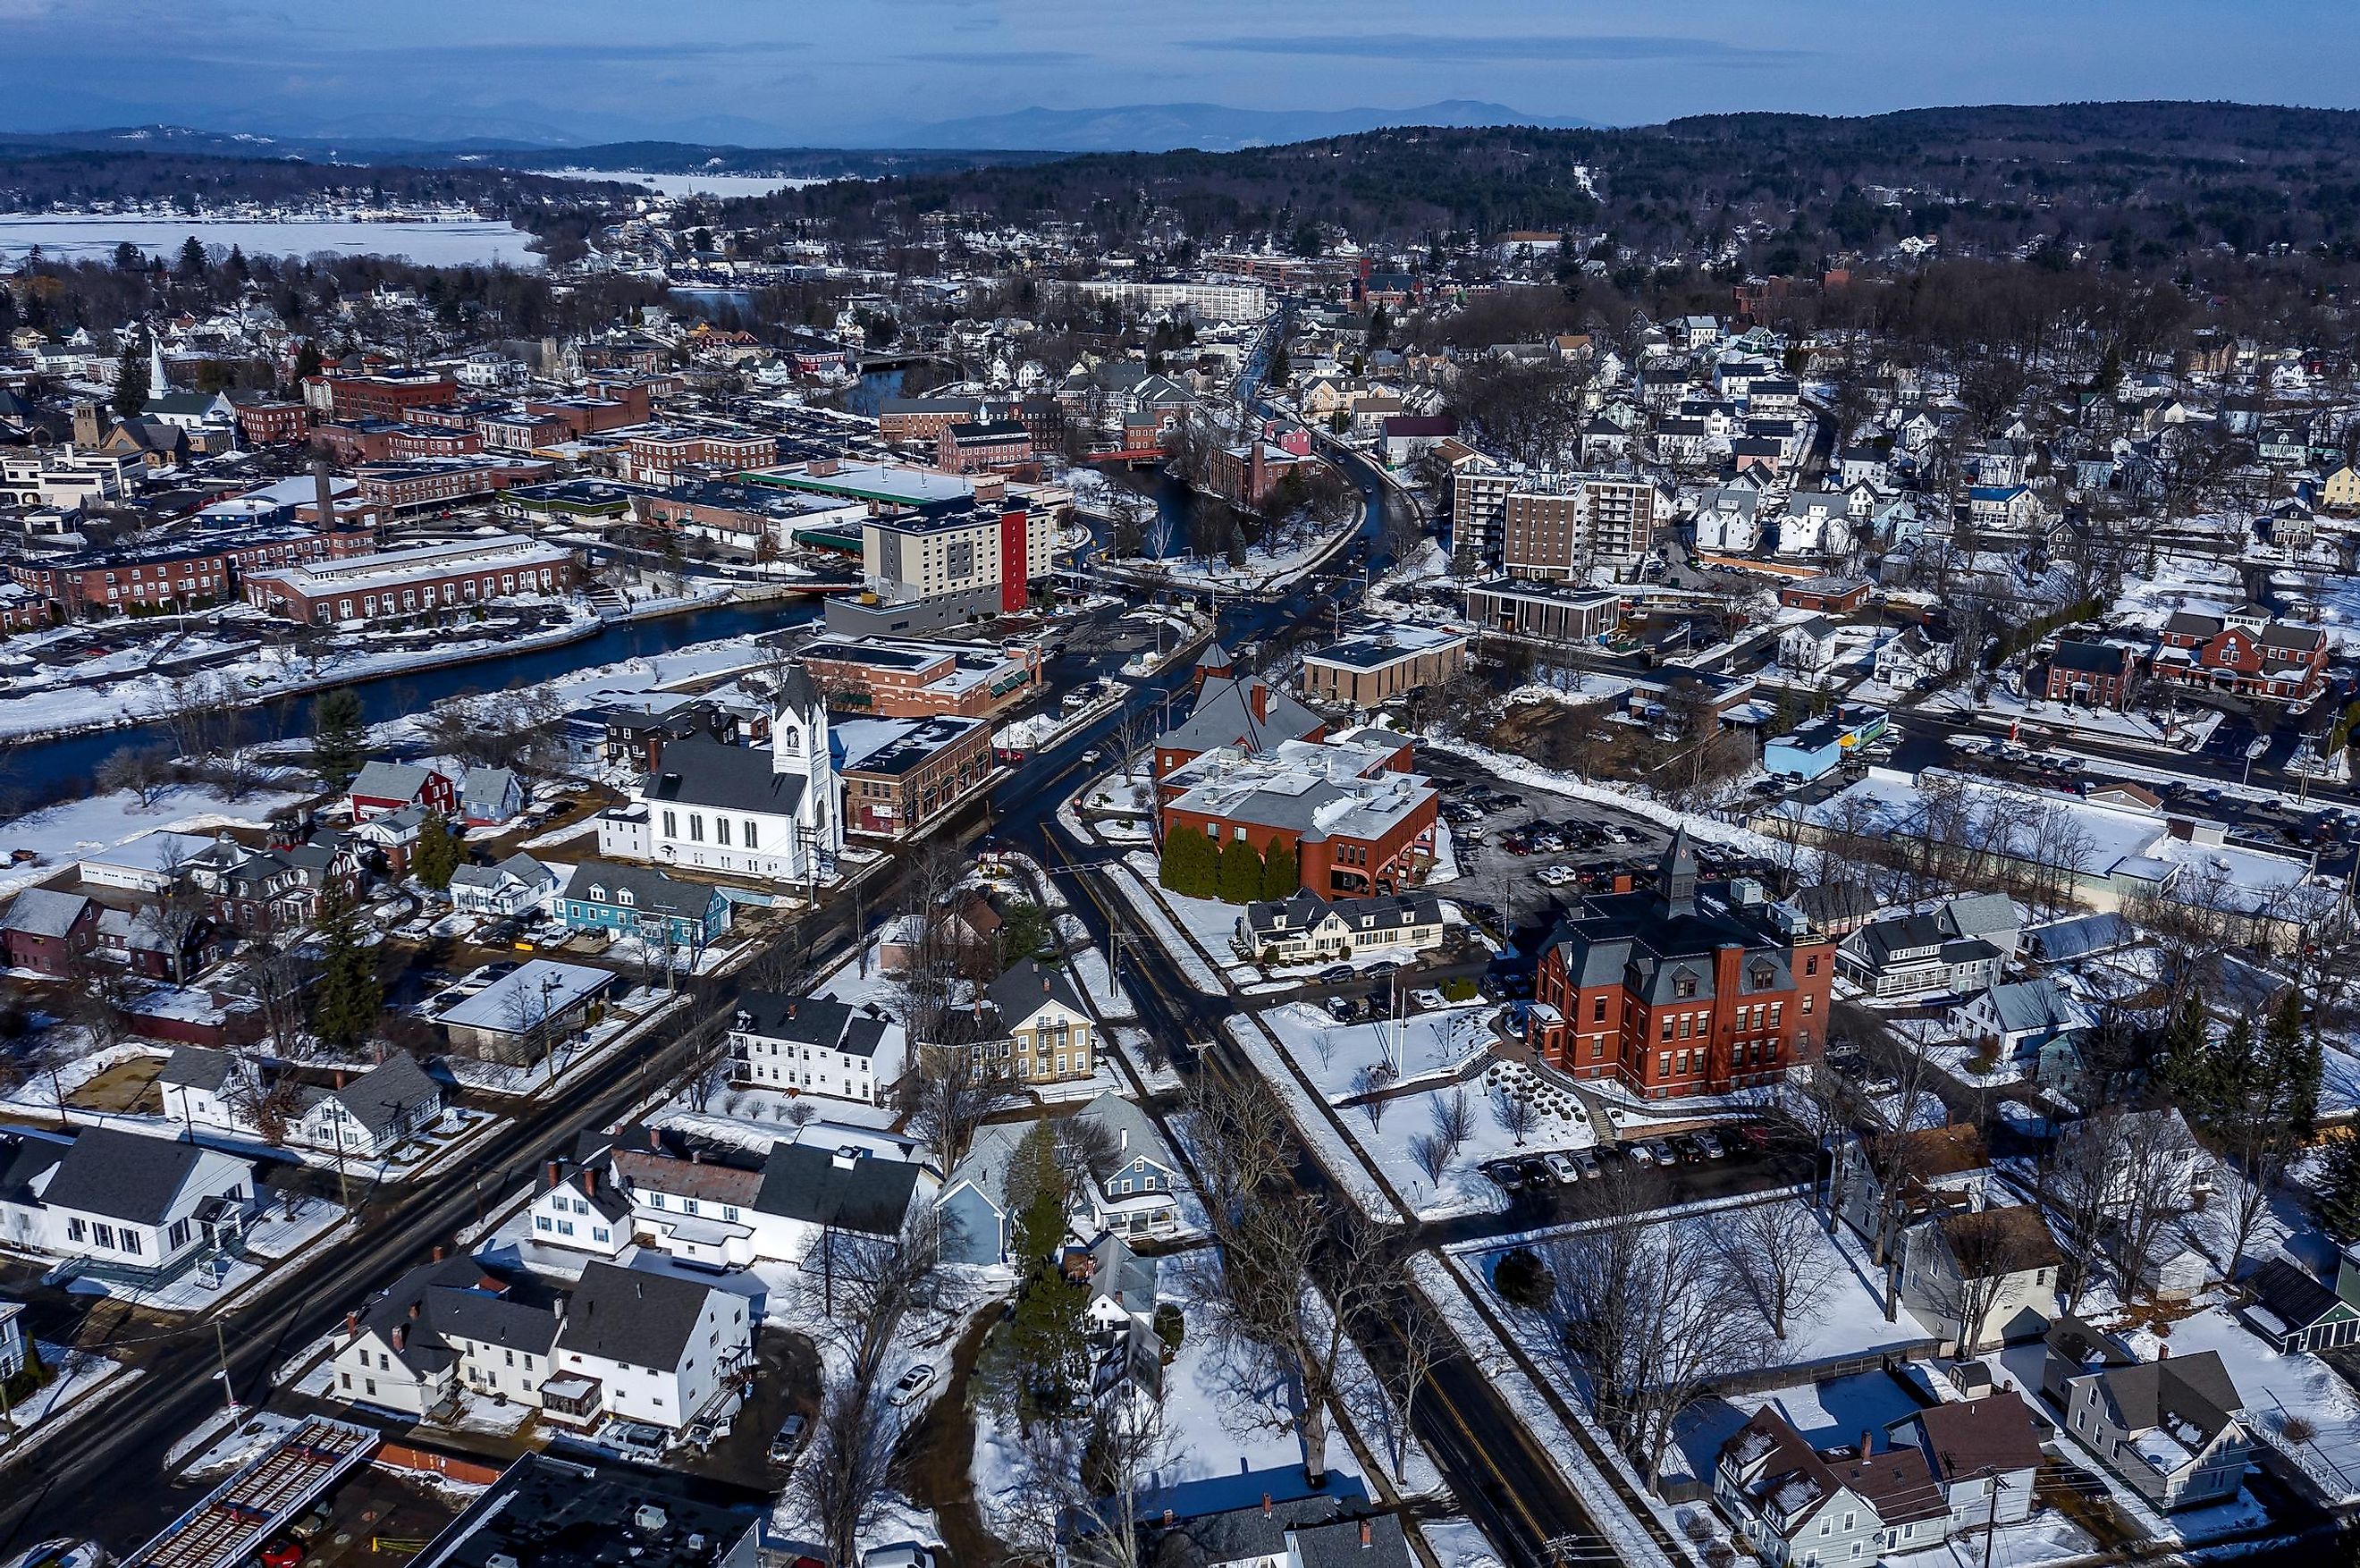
[
  {"left": 2155, "top": 607, "right": 2330, "bottom": 702},
  {"left": 1528, "top": 832, "right": 1833, "bottom": 1101},
  {"left": 1777, "top": 577, "right": 1875, "bottom": 615},
  {"left": 2045, "top": 639, "right": 2137, "bottom": 709},
  {"left": 350, "top": 761, "right": 458, "bottom": 822},
  {"left": 0, "top": 889, "right": 101, "bottom": 976}
]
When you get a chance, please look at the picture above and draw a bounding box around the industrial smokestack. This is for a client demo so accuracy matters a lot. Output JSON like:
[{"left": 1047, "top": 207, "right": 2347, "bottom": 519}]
[{"left": 312, "top": 455, "right": 337, "bottom": 533}]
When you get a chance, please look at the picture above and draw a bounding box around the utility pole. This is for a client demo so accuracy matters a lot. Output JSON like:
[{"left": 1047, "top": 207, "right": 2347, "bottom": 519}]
[{"left": 215, "top": 1319, "right": 239, "bottom": 1420}]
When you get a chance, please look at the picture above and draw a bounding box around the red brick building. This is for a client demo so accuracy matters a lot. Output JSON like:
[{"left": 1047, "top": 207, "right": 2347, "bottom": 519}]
[
  {"left": 8, "top": 529, "right": 375, "bottom": 617},
  {"left": 357, "top": 458, "right": 555, "bottom": 512},
  {"left": 232, "top": 397, "right": 311, "bottom": 446},
  {"left": 1528, "top": 832, "right": 1833, "bottom": 1100},
  {"left": 526, "top": 384, "right": 651, "bottom": 436},
  {"left": 2155, "top": 607, "right": 2330, "bottom": 702},
  {"left": 1777, "top": 577, "right": 1875, "bottom": 614},
  {"left": 937, "top": 420, "right": 1032, "bottom": 475},
  {"left": 313, "top": 370, "right": 459, "bottom": 423},
  {"left": 799, "top": 636, "right": 1041, "bottom": 719},
  {"left": 1153, "top": 675, "right": 1327, "bottom": 781},
  {"left": 316, "top": 421, "right": 484, "bottom": 464},
  {"left": 243, "top": 535, "right": 577, "bottom": 623},
  {"left": 878, "top": 397, "right": 983, "bottom": 444},
  {"left": 1159, "top": 732, "right": 1436, "bottom": 897},
  {"left": 839, "top": 714, "right": 996, "bottom": 839},
  {"left": 481, "top": 411, "right": 580, "bottom": 453},
  {"left": 624, "top": 431, "right": 778, "bottom": 484},
  {"left": 2044, "top": 639, "right": 2138, "bottom": 709},
  {"left": 1205, "top": 439, "right": 1315, "bottom": 510}
]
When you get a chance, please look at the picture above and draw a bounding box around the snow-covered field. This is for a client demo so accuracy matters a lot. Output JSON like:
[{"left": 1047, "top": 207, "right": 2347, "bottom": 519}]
[{"left": 1260, "top": 1000, "right": 1496, "bottom": 1100}]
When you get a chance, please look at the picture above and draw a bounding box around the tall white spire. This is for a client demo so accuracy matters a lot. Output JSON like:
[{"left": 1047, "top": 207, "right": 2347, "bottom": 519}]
[{"left": 148, "top": 332, "right": 172, "bottom": 397}]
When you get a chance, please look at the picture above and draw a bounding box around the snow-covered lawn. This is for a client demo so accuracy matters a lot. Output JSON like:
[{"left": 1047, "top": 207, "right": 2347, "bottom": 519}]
[
  {"left": 0, "top": 781, "right": 314, "bottom": 903},
  {"left": 0, "top": 1341, "right": 131, "bottom": 1449},
  {"left": 1260, "top": 1001, "right": 1496, "bottom": 1101},
  {"left": 1464, "top": 1197, "right": 1941, "bottom": 1382}
]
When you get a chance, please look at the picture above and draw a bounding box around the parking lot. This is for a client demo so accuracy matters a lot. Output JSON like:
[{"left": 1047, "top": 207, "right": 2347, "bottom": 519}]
[{"left": 1435, "top": 1120, "right": 1822, "bottom": 1241}]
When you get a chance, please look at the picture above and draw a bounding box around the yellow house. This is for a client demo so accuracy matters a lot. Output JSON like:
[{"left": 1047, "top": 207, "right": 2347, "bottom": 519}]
[{"left": 2322, "top": 464, "right": 2360, "bottom": 513}]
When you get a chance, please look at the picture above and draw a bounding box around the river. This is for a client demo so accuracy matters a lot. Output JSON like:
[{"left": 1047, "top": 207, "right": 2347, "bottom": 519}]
[{"left": 5, "top": 597, "right": 819, "bottom": 807}]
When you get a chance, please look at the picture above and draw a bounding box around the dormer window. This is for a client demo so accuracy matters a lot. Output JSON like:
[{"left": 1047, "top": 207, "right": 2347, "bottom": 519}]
[
  {"left": 617, "top": 889, "right": 635, "bottom": 906},
  {"left": 1674, "top": 972, "right": 1698, "bottom": 999},
  {"left": 588, "top": 884, "right": 607, "bottom": 902}
]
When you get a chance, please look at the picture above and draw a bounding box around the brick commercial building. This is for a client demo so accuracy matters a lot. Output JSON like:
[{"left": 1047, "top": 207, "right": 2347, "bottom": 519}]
[
  {"left": 2045, "top": 639, "right": 2139, "bottom": 709},
  {"left": 1159, "top": 730, "right": 1437, "bottom": 898},
  {"left": 836, "top": 714, "right": 996, "bottom": 839},
  {"left": 1502, "top": 472, "right": 1661, "bottom": 578},
  {"left": 2154, "top": 606, "right": 2330, "bottom": 702},
  {"left": 243, "top": 535, "right": 576, "bottom": 623},
  {"left": 878, "top": 397, "right": 984, "bottom": 445},
  {"left": 1300, "top": 626, "right": 1469, "bottom": 709},
  {"left": 937, "top": 420, "right": 1032, "bottom": 475},
  {"left": 527, "top": 384, "right": 652, "bottom": 436},
  {"left": 849, "top": 504, "right": 1049, "bottom": 624},
  {"left": 1154, "top": 674, "right": 1328, "bottom": 780},
  {"left": 481, "top": 411, "right": 580, "bottom": 453},
  {"left": 1463, "top": 578, "right": 1624, "bottom": 645},
  {"left": 357, "top": 457, "right": 556, "bottom": 513},
  {"left": 623, "top": 430, "right": 778, "bottom": 485},
  {"left": 231, "top": 396, "right": 310, "bottom": 446},
  {"left": 1206, "top": 438, "right": 1317, "bottom": 510},
  {"left": 311, "top": 370, "right": 459, "bottom": 423},
  {"left": 10, "top": 528, "right": 376, "bottom": 618},
  {"left": 799, "top": 636, "right": 1041, "bottom": 718},
  {"left": 317, "top": 420, "right": 484, "bottom": 464},
  {"left": 1528, "top": 832, "right": 1833, "bottom": 1100}
]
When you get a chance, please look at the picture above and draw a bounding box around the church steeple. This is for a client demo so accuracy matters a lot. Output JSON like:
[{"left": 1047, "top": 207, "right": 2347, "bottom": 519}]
[
  {"left": 148, "top": 333, "right": 172, "bottom": 398},
  {"left": 1656, "top": 827, "right": 1698, "bottom": 915}
]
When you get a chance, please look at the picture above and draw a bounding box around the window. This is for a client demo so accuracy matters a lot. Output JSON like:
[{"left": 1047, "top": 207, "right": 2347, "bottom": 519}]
[
  {"left": 1805, "top": 956, "right": 1818, "bottom": 976},
  {"left": 91, "top": 1223, "right": 115, "bottom": 1251},
  {"left": 1680, "top": 1015, "right": 1693, "bottom": 1040},
  {"left": 662, "top": 811, "right": 678, "bottom": 838},
  {"left": 573, "top": 1198, "right": 588, "bottom": 1215},
  {"left": 743, "top": 819, "right": 757, "bottom": 847},
  {"left": 557, "top": 1220, "right": 575, "bottom": 1236},
  {"left": 1675, "top": 973, "right": 1697, "bottom": 999},
  {"left": 715, "top": 818, "right": 731, "bottom": 847},
  {"left": 1769, "top": 1001, "right": 1783, "bottom": 1026},
  {"left": 1802, "top": 995, "right": 1815, "bottom": 1016},
  {"left": 122, "top": 1229, "right": 142, "bottom": 1255},
  {"left": 649, "top": 1193, "right": 665, "bottom": 1209},
  {"left": 684, "top": 1198, "right": 701, "bottom": 1216},
  {"left": 66, "top": 1218, "right": 87, "bottom": 1243},
  {"left": 1659, "top": 1052, "right": 1673, "bottom": 1076},
  {"left": 341, "top": 1371, "right": 352, "bottom": 1389},
  {"left": 169, "top": 1218, "right": 190, "bottom": 1249},
  {"left": 689, "top": 815, "right": 705, "bottom": 842},
  {"left": 593, "top": 1227, "right": 611, "bottom": 1243},
  {"left": 536, "top": 1215, "right": 554, "bottom": 1232},
  {"left": 1661, "top": 1016, "right": 1675, "bottom": 1042}
]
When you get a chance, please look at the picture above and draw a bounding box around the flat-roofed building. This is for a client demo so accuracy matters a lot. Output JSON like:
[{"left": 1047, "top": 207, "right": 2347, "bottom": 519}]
[
  {"left": 800, "top": 636, "right": 1040, "bottom": 718},
  {"left": 836, "top": 713, "right": 996, "bottom": 839},
  {"left": 242, "top": 535, "right": 576, "bottom": 623},
  {"left": 1300, "top": 625, "right": 1469, "bottom": 710},
  {"left": 1464, "top": 578, "right": 1622, "bottom": 644}
]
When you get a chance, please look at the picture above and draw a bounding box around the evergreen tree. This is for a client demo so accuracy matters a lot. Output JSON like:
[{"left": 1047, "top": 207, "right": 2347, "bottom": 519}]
[
  {"left": 2317, "top": 1135, "right": 2360, "bottom": 1246},
  {"left": 311, "top": 882, "right": 381, "bottom": 1053},
  {"left": 309, "top": 688, "right": 367, "bottom": 790},
  {"left": 113, "top": 336, "right": 150, "bottom": 418},
  {"left": 291, "top": 340, "right": 324, "bottom": 384},
  {"left": 2263, "top": 987, "right": 2322, "bottom": 1136},
  {"left": 412, "top": 813, "right": 463, "bottom": 890},
  {"left": 1260, "top": 839, "right": 1299, "bottom": 901},
  {"left": 176, "top": 235, "right": 207, "bottom": 281},
  {"left": 1218, "top": 838, "right": 1264, "bottom": 904},
  {"left": 2153, "top": 991, "right": 2214, "bottom": 1117},
  {"left": 995, "top": 1123, "right": 1090, "bottom": 1416},
  {"left": 1266, "top": 340, "right": 1292, "bottom": 387},
  {"left": 1159, "top": 829, "right": 1208, "bottom": 897}
]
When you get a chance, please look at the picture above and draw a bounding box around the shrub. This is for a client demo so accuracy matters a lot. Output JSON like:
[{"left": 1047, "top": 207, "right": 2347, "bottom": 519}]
[
  {"left": 2280, "top": 1413, "right": 2320, "bottom": 1445},
  {"left": 1492, "top": 1246, "right": 1555, "bottom": 1310},
  {"left": 1153, "top": 1302, "right": 1185, "bottom": 1359},
  {"left": 1443, "top": 976, "right": 1478, "bottom": 1002}
]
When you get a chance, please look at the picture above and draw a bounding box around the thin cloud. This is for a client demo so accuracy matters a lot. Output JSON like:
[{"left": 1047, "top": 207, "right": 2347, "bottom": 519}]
[
  {"left": 901, "top": 48, "right": 1089, "bottom": 65},
  {"left": 1180, "top": 31, "right": 1806, "bottom": 64}
]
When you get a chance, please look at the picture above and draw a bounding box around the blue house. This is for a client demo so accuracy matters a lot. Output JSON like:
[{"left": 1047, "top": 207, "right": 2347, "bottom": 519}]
[
  {"left": 560, "top": 859, "right": 730, "bottom": 949},
  {"left": 1764, "top": 704, "right": 1887, "bottom": 782}
]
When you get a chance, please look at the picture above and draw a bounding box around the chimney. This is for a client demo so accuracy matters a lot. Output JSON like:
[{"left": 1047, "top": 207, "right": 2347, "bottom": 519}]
[
  {"left": 408, "top": 1301, "right": 421, "bottom": 1321},
  {"left": 545, "top": 1159, "right": 562, "bottom": 1192},
  {"left": 1859, "top": 1429, "right": 1873, "bottom": 1457},
  {"left": 343, "top": 1310, "right": 359, "bottom": 1340},
  {"left": 392, "top": 1324, "right": 407, "bottom": 1352},
  {"left": 1360, "top": 1521, "right": 1373, "bottom": 1550},
  {"left": 431, "top": 1244, "right": 444, "bottom": 1263},
  {"left": 1260, "top": 1495, "right": 1272, "bottom": 1518},
  {"left": 1249, "top": 680, "right": 1270, "bottom": 725},
  {"left": 313, "top": 456, "right": 336, "bottom": 529},
  {"left": 1161, "top": 1510, "right": 1174, "bottom": 1527},
  {"left": 2157, "top": 1343, "right": 2170, "bottom": 1360}
]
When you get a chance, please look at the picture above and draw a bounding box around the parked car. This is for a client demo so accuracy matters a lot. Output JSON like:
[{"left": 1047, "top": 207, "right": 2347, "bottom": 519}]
[
  {"left": 1693, "top": 1130, "right": 1727, "bottom": 1159},
  {"left": 863, "top": 1547, "right": 939, "bottom": 1568},
  {"left": 1485, "top": 1160, "right": 1526, "bottom": 1192},
  {"left": 889, "top": 1363, "right": 938, "bottom": 1408},
  {"left": 609, "top": 1421, "right": 668, "bottom": 1461},
  {"left": 1572, "top": 1150, "right": 1601, "bottom": 1179},
  {"left": 1327, "top": 995, "right": 1354, "bottom": 1022},
  {"left": 258, "top": 1540, "right": 303, "bottom": 1568},
  {"left": 1318, "top": 964, "right": 1356, "bottom": 984},
  {"left": 1543, "top": 1151, "right": 1580, "bottom": 1184},
  {"left": 770, "top": 1412, "right": 810, "bottom": 1464},
  {"left": 1624, "top": 1142, "right": 1656, "bottom": 1167},
  {"left": 1646, "top": 1139, "right": 1681, "bottom": 1165},
  {"left": 1519, "top": 1158, "right": 1553, "bottom": 1187},
  {"left": 1364, "top": 959, "right": 1401, "bottom": 978}
]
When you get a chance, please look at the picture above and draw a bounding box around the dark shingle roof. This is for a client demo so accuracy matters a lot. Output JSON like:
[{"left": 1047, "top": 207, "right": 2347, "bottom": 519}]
[
  {"left": 985, "top": 957, "right": 1085, "bottom": 1025},
  {"left": 754, "top": 1143, "right": 921, "bottom": 1235},
  {"left": 38, "top": 1126, "right": 221, "bottom": 1225},
  {"left": 557, "top": 1260, "right": 722, "bottom": 1370},
  {"left": 731, "top": 992, "right": 889, "bottom": 1058},
  {"left": 640, "top": 737, "right": 807, "bottom": 817}
]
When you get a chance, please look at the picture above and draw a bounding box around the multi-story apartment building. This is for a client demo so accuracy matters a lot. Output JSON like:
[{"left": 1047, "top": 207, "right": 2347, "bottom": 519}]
[
  {"left": 356, "top": 456, "right": 556, "bottom": 512},
  {"left": 1069, "top": 277, "right": 1272, "bottom": 323},
  {"left": 1528, "top": 832, "right": 1833, "bottom": 1100},
  {"left": 8, "top": 528, "right": 377, "bottom": 618},
  {"left": 1502, "top": 472, "right": 1661, "bottom": 578},
  {"left": 308, "top": 369, "right": 459, "bottom": 423}
]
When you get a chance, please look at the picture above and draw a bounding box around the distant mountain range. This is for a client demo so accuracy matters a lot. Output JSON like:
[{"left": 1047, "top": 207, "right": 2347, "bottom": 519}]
[{"left": 881, "top": 100, "right": 1592, "bottom": 152}]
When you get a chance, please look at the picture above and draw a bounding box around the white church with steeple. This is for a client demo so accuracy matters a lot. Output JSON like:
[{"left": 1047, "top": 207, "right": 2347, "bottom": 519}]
[{"left": 595, "top": 666, "right": 842, "bottom": 886}]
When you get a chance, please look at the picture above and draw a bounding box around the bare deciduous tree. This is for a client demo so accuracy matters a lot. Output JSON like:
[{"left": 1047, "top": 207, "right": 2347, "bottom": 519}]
[
  {"left": 1708, "top": 1199, "right": 1842, "bottom": 1340},
  {"left": 1489, "top": 1086, "right": 1539, "bottom": 1147}
]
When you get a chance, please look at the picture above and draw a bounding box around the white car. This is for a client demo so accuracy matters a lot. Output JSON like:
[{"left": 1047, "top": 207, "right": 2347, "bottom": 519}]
[
  {"left": 864, "top": 1547, "right": 939, "bottom": 1568},
  {"left": 889, "top": 1362, "right": 938, "bottom": 1408},
  {"left": 1543, "top": 1152, "right": 1580, "bottom": 1184}
]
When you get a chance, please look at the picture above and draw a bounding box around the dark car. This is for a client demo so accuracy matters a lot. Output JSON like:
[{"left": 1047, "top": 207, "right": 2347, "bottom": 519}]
[
  {"left": 1486, "top": 1160, "right": 1526, "bottom": 1192},
  {"left": 1317, "top": 964, "right": 1356, "bottom": 984},
  {"left": 1364, "top": 959, "right": 1401, "bottom": 978}
]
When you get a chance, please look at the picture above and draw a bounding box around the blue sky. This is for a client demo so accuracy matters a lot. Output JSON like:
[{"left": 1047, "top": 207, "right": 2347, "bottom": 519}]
[{"left": 2, "top": 0, "right": 2356, "bottom": 145}]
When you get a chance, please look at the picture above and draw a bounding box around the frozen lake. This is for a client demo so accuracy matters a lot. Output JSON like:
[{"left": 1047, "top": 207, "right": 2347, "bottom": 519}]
[
  {"left": 0, "top": 215, "right": 545, "bottom": 267},
  {"left": 548, "top": 168, "right": 829, "bottom": 198}
]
